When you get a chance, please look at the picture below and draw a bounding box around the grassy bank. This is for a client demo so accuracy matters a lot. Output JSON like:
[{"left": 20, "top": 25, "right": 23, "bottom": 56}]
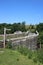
[{"left": 0, "top": 48, "right": 43, "bottom": 65}]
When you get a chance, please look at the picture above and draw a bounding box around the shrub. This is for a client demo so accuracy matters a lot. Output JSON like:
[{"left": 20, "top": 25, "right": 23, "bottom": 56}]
[
  {"left": 17, "top": 58, "right": 19, "bottom": 61},
  {"left": 28, "top": 51, "right": 32, "bottom": 59},
  {"left": 6, "top": 41, "right": 12, "bottom": 49},
  {"left": 37, "top": 49, "right": 43, "bottom": 64},
  {"left": 27, "top": 49, "right": 33, "bottom": 59},
  {"left": 17, "top": 46, "right": 29, "bottom": 56},
  {"left": 33, "top": 57, "right": 37, "bottom": 63}
]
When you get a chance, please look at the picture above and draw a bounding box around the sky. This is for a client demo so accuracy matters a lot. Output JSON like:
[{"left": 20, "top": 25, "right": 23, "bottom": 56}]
[{"left": 0, "top": 0, "right": 43, "bottom": 25}]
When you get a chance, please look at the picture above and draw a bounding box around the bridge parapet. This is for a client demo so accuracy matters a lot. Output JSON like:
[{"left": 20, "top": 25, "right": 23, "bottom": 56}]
[{"left": 0, "top": 31, "right": 39, "bottom": 50}]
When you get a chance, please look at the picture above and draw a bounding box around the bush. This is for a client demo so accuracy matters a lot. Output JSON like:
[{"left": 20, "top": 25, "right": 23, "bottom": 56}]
[
  {"left": 6, "top": 41, "right": 12, "bottom": 49},
  {"left": 17, "top": 46, "right": 29, "bottom": 56},
  {"left": 28, "top": 54, "right": 32, "bottom": 59},
  {"left": 37, "top": 49, "right": 43, "bottom": 64},
  {"left": 17, "top": 58, "right": 19, "bottom": 61},
  {"left": 17, "top": 46, "right": 43, "bottom": 64},
  {"left": 28, "top": 50, "right": 32, "bottom": 59},
  {"left": 33, "top": 57, "right": 37, "bottom": 63}
]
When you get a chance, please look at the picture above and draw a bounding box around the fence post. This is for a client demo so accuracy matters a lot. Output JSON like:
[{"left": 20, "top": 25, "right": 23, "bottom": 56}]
[{"left": 4, "top": 28, "right": 6, "bottom": 48}]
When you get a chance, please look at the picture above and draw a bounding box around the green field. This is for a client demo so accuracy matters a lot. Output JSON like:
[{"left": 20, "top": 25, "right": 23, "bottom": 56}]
[{"left": 0, "top": 49, "right": 43, "bottom": 65}]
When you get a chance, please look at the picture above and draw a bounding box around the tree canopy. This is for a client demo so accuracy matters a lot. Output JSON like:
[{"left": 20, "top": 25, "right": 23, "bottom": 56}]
[{"left": 0, "top": 22, "right": 26, "bottom": 34}]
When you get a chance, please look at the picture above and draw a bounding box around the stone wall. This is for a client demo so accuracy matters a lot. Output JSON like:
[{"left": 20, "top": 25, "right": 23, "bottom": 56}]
[
  {"left": 0, "top": 41, "right": 3, "bottom": 48},
  {"left": 0, "top": 34, "right": 38, "bottom": 50},
  {"left": 11, "top": 36, "right": 38, "bottom": 50}
]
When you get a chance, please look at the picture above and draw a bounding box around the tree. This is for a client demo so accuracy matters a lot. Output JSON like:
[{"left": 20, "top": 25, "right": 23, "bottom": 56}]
[
  {"left": 21, "top": 21, "right": 26, "bottom": 32},
  {"left": 36, "top": 23, "right": 43, "bottom": 32},
  {"left": 36, "top": 23, "right": 43, "bottom": 48}
]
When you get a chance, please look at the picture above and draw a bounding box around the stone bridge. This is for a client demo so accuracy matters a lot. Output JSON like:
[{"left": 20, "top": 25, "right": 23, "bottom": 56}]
[{"left": 0, "top": 31, "right": 39, "bottom": 50}]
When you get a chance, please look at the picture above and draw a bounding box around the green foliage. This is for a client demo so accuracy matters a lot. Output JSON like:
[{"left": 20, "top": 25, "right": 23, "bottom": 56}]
[
  {"left": 0, "top": 49, "right": 42, "bottom": 65},
  {"left": 6, "top": 41, "right": 12, "bottom": 49},
  {"left": 17, "top": 46, "right": 29, "bottom": 56},
  {"left": 37, "top": 31, "right": 43, "bottom": 46},
  {"left": 17, "top": 46, "right": 33, "bottom": 59},
  {"left": 36, "top": 23, "right": 43, "bottom": 45},
  {"left": 36, "top": 23, "right": 43, "bottom": 32},
  {"left": 37, "top": 49, "right": 43, "bottom": 64},
  {"left": 33, "top": 57, "right": 37, "bottom": 63},
  {"left": 28, "top": 54, "right": 32, "bottom": 59},
  {"left": 32, "top": 49, "right": 43, "bottom": 64},
  {"left": 17, "top": 46, "right": 43, "bottom": 63},
  {"left": 28, "top": 50, "right": 32, "bottom": 59},
  {"left": 17, "top": 58, "right": 19, "bottom": 61},
  {"left": 17, "top": 46, "right": 43, "bottom": 64},
  {"left": 0, "top": 22, "right": 26, "bottom": 34}
]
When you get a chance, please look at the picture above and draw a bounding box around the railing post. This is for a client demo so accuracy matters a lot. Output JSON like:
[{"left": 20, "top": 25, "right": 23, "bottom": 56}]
[
  {"left": 4, "top": 28, "right": 11, "bottom": 48},
  {"left": 4, "top": 28, "right": 6, "bottom": 48}
]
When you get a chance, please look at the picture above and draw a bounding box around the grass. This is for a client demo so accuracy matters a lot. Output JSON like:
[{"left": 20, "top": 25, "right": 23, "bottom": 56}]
[{"left": 0, "top": 48, "right": 43, "bottom": 65}]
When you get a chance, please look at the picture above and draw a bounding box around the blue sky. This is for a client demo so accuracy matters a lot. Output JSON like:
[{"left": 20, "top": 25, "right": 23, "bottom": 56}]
[{"left": 0, "top": 0, "right": 43, "bottom": 24}]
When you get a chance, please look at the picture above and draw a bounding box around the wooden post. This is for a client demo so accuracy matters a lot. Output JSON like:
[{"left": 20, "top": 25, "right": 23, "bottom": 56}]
[
  {"left": 4, "top": 28, "right": 11, "bottom": 48},
  {"left": 4, "top": 28, "right": 6, "bottom": 48}
]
